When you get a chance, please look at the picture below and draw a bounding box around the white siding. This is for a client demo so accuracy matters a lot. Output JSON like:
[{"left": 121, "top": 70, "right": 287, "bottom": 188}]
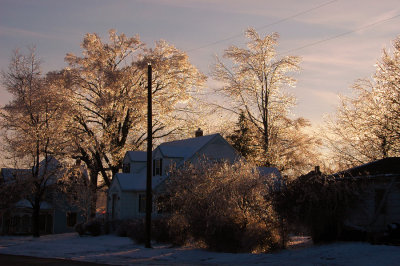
[
  {"left": 108, "top": 181, "right": 122, "bottom": 219},
  {"left": 132, "top": 162, "right": 146, "bottom": 174},
  {"left": 119, "top": 192, "right": 137, "bottom": 219},
  {"left": 153, "top": 149, "right": 163, "bottom": 159}
]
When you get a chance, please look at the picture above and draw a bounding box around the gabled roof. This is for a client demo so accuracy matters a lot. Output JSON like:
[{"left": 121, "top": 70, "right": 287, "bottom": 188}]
[
  {"left": 1, "top": 168, "right": 30, "bottom": 183},
  {"left": 1, "top": 156, "right": 62, "bottom": 184},
  {"left": 258, "top": 166, "right": 284, "bottom": 191},
  {"left": 258, "top": 167, "right": 281, "bottom": 179},
  {"left": 114, "top": 171, "right": 165, "bottom": 192},
  {"left": 14, "top": 199, "right": 53, "bottom": 210},
  {"left": 333, "top": 157, "right": 400, "bottom": 178},
  {"left": 157, "top": 133, "right": 220, "bottom": 160},
  {"left": 114, "top": 133, "right": 237, "bottom": 192},
  {"left": 126, "top": 151, "right": 147, "bottom": 162}
]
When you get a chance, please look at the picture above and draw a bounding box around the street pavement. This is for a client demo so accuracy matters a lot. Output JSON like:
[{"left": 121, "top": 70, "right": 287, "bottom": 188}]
[{"left": 0, "top": 254, "right": 109, "bottom": 266}]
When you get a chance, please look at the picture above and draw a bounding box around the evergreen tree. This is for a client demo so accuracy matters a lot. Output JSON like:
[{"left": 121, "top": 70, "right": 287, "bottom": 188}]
[{"left": 227, "top": 111, "right": 257, "bottom": 160}]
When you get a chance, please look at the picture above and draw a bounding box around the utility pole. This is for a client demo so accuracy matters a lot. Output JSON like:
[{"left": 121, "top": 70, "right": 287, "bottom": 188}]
[{"left": 145, "top": 63, "right": 152, "bottom": 248}]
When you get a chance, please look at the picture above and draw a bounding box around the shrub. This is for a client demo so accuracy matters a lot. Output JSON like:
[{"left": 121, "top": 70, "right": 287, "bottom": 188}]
[
  {"left": 151, "top": 218, "right": 172, "bottom": 243},
  {"left": 164, "top": 214, "right": 190, "bottom": 246},
  {"left": 202, "top": 216, "right": 243, "bottom": 252},
  {"left": 115, "top": 220, "right": 132, "bottom": 237},
  {"left": 74, "top": 222, "right": 86, "bottom": 236},
  {"left": 85, "top": 219, "right": 103, "bottom": 236},
  {"left": 123, "top": 219, "right": 146, "bottom": 244},
  {"left": 278, "top": 170, "right": 361, "bottom": 243},
  {"left": 75, "top": 218, "right": 106, "bottom": 236},
  {"left": 161, "top": 159, "right": 283, "bottom": 253}
]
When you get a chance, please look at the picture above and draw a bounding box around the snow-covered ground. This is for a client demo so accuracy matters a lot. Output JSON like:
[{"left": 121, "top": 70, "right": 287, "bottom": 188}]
[{"left": 0, "top": 233, "right": 399, "bottom": 265}]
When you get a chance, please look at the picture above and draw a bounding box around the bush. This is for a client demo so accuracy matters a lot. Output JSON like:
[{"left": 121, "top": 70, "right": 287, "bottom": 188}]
[
  {"left": 117, "top": 217, "right": 188, "bottom": 245},
  {"left": 161, "top": 159, "right": 283, "bottom": 253},
  {"left": 278, "top": 170, "right": 361, "bottom": 243},
  {"left": 202, "top": 216, "right": 243, "bottom": 252},
  {"left": 85, "top": 219, "right": 103, "bottom": 236},
  {"left": 115, "top": 220, "right": 132, "bottom": 237},
  {"left": 74, "top": 222, "right": 86, "bottom": 236},
  {"left": 241, "top": 221, "right": 281, "bottom": 252},
  {"left": 151, "top": 218, "right": 173, "bottom": 244},
  {"left": 120, "top": 219, "right": 146, "bottom": 244},
  {"left": 75, "top": 218, "right": 105, "bottom": 236},
  {"left": 111, "top": 160, "right": 284, "bottom": 252},
  {"left": 164, "top": 214, "right": 190, "bottom": 246}
]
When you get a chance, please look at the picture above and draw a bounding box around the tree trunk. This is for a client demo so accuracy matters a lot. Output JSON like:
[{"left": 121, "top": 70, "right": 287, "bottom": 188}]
[
  {"left": 89, "top": 170, "right": 98, "bottom": 218},
  {"left": 32, "top": 199, "right": 41, "bottom": 237},
  {"left": 263, "top": 131, "right": 270, "bottom": 167}
]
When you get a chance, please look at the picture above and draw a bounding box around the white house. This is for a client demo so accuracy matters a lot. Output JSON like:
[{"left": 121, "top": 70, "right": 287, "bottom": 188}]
[
  {"left": 107, "top": 131, "right": 241, "bottom": 220},
  {"left": 0, "top": 157, "right": 86, "bottom": 235}
]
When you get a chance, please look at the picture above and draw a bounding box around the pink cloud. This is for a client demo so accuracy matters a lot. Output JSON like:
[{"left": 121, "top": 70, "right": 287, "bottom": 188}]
[{"left": 0, "top": 26, "right": 52, "bottom": 39}]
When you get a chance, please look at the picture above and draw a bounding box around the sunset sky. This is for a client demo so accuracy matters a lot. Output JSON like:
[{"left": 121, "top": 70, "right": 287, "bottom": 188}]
[{"left": 1, "top": 0, "right": 399, "bottom": 126}]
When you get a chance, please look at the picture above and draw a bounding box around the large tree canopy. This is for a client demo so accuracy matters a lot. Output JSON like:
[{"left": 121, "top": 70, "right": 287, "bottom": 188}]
[
  {"left": 0, "top": 48, "right": 69, "bottom": 236},
  {"left": 62, "top": 30, "right": 205, "bottom": 214},
  {"left": 214, "top": 28, "right": 318, "bottom": 176},
  {"left": 324, "top": 35, "right": 400, "bottom": 169}
]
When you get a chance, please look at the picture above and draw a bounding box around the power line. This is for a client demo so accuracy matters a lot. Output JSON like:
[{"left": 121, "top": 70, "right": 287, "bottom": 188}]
[
  {"left": 281, "top": 13, "right": 400, "bottom": 55},
  {"left": 186, "top": 0, "right": 338, "bottom": 53}
]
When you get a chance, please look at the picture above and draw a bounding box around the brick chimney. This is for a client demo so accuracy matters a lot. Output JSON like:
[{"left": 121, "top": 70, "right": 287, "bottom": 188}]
[
  {"left": 195, "top": 128, "right": 203, "bottom": 137},
  {"left": 314, "top": 165, "right": 321, "bottom": 174}
]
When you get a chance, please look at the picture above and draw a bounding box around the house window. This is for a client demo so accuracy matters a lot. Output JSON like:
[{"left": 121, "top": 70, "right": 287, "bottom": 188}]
[
  {"left": 122, "top": 163, "right": 130, "bottom": 173},
  {"left": 153, "top": 159, "right": 163, "bottom": 176},
  {"left": 139, "top": 194, "right": 146, "bottom": 213},
  {"left": 67, "top": 212, "right": 77, "bottom": 227}
]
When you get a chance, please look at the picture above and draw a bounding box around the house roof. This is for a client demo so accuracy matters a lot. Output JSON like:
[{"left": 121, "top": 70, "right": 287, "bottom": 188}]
[
  {"left": 258, "top": 167, "right": 281, "bottom": 179},
  {"left": 1, "top": 157, "right": 62, "bottom": 185},
  {"left": 333, "top": 157, "right": 400, "bottom": 178},
  {"left": 114, "top": 171, "right": 165, "bottom": 192},
  {"left": 1, "top": 168, "right": 31, "bottom": 183},
  {"left": 157, "top": 133, "right": 220, "bottom": 160},
  {"left": 114, "top": 134, "right": 229, "bottom": 191},
  {"left": 14, "top": 199, "right": 53, "bottom": 210},
  {"left": 126, "top": 151, "right": 147, "bottom": 162},
  {"left": 258, "top": 166, "right": 284, "bottom": 191}
]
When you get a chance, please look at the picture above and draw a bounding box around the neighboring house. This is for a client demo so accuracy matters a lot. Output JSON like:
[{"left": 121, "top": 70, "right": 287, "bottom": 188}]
[
  {"left": 333, "top": 157, "right": 400, "bottom": 234},
  {"left": 0, "top": 157, "right": 85, "bottom": 235},
  {"left": 107, "top": 131, "right": 247, "bottom": 220}
]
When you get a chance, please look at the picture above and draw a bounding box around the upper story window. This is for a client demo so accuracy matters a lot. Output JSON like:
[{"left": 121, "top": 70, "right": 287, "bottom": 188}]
[
  {"left": 153, "top": 159, "right": 163, "bottom": 176},
  {"left": 122, "top": 163, "right": 130, "bottom": 173}
]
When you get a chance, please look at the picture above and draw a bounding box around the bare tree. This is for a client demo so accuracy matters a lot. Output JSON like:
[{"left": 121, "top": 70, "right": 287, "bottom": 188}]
[
  {"left": 324, "top": 36, "right": 400, "bottom": 169},
  {"left": 213, "top": 28, "right": 318, "bottom": 176},
  {"left": 0, "top": 48, "right": 69, "bottom": 236},
  {"left": 57, "top": 160, "right": 91, "bottom": 222},
  {"left": 63, "top": 30, "right": 205, "bottom": 216}
]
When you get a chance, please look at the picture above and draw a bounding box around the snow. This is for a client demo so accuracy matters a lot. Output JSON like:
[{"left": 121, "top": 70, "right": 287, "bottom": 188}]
[
  {"left": 115, "top": 172, "right": 165, "bottom": 191},
  {"left": 158, "top": 133, "right": 219, "bottom": 160},
  {"left": 1, "top": 233, "right": 399, "bottom": 265},
  {"left": 14, "top": 199, "right": 53, "bottom": 210},
  {"left": 127, "top": 151, "right": 147, "bottom": 162}
]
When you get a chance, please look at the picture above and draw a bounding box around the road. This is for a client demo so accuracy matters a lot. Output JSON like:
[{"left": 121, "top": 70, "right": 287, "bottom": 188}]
[{"left": 0, "top": 254, "right": 109, "bottom": 266}]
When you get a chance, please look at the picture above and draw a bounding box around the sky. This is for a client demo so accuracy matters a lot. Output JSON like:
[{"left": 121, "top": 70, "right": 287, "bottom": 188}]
[{"left": 0, "top": 0, "right": 399, "bottom": 127}]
